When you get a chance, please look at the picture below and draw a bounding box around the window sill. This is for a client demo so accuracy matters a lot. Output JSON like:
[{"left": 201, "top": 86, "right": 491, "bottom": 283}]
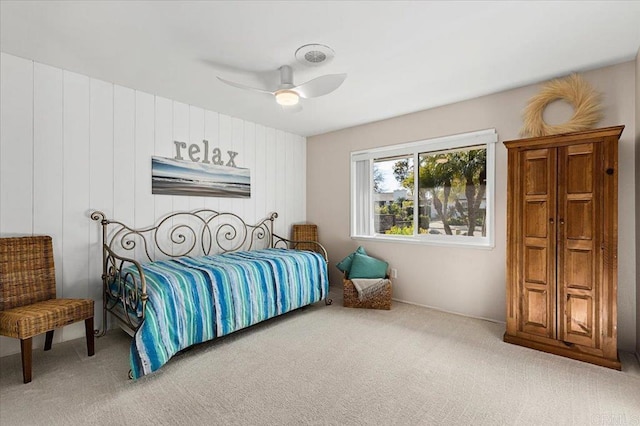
[{"left": 351, "top": 234, "right": 495, "bottom": 250}]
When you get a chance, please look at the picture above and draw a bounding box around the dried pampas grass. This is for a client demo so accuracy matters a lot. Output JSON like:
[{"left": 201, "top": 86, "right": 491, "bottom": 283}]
[{"left": 520, "top": 73, "right": 602, "bottom": 138}]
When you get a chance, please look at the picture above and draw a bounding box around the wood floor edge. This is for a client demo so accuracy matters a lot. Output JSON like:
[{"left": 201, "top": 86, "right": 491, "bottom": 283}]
[{"left": 503, "top": 333, "right": 621, "bottom": 370}]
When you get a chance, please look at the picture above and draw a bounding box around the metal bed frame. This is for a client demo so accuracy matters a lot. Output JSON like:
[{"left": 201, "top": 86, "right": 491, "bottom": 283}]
[{"left": 90, "top": 209, "right": 330, "bottom": 338}]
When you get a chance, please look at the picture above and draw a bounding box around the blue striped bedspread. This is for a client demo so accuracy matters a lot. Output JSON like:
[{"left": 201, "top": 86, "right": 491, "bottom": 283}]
[{"left": 122, "top": 248, "right": 328, "bottom": 378}]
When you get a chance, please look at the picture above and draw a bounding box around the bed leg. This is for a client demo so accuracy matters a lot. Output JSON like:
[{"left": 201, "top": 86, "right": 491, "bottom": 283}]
[
  {"left": 128, "top": 369, "right": 133, "bottom": 380},
  {"left": 325, "top": 297, "right": 333, "bottom": 305},
  {"left": 94, "top": 298, "right": 108, "bottom": 338}
]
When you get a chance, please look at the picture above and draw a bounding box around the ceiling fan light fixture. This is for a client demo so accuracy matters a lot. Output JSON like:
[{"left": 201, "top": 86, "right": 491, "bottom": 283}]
[{"left": 275, "top": 89, "right": 299, "bottom": 106}]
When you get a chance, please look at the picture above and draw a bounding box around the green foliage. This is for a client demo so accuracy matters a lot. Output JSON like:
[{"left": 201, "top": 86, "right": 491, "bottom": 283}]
[
  {"left": 377, "top": 198, "right": 413, "bottom": 221},
  {"left": 384, "top": 225, "right": 428, "bottom": 235},
  {"left": 393, "top": 160, "right": 411, "bottom": 184},
  {"left": 378, "top": 202, "right": 401, "bottom": 216},
  {"left": 392, "top": 148, "right": 487, "bottom": 236}
]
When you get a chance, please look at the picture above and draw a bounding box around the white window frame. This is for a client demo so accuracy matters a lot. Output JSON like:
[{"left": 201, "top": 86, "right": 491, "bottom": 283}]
[{"left": 350, "top": 129, "right": 497, "bottom": 249}]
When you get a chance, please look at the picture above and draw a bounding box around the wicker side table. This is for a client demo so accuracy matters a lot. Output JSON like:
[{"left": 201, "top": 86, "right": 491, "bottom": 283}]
[{"left": 343, "top": 274, "right": 392, "bottom": 310}]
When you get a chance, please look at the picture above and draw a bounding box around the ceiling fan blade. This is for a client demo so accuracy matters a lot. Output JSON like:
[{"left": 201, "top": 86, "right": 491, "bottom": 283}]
[
  {"left": 217, "top": 76, "right": 274, "bottom": 95},
  {"left": 293, "top": 73, "right": 347, "bottom": 99},
  {"left": 281, "top": 103, "right": 303, "bottom": 113}
]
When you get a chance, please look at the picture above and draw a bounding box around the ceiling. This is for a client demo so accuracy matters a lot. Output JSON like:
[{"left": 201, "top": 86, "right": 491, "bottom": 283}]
[{"left": 1, "top": 1, "right": 639, "bottom": 137}]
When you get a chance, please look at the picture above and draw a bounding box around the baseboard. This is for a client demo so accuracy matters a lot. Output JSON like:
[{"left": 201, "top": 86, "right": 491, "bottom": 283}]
[
  {"left": 391, "top": 297, "right": 505, "bottom": 325},
  {"left": 0, "top": 332, "right": 59, "bottom": 358}
]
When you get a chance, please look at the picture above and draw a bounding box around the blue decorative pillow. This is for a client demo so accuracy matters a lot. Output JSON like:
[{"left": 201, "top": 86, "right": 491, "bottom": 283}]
[
  {"left": 348, "top": 252, "right": 388, "bottom": 279},
  {"left": 336, "top": 246, "right": 367, "bottom": 273}
]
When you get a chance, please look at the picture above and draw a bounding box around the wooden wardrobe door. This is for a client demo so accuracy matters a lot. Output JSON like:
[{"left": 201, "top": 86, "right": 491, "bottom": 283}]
[
  {"left": 519, "top": 148, "right": 556, "bottom": 338},
  {"left": 557, "top": 143, "right": 600, "bottom": 348}
]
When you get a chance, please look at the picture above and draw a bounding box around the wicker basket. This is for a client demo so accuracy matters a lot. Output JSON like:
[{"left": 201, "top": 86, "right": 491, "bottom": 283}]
[
  {"left": 343, "top": 274, "right": 392, "bottom": 310},
  {"left": 292, "top": 224, "right": 320, "bottom": 252}
]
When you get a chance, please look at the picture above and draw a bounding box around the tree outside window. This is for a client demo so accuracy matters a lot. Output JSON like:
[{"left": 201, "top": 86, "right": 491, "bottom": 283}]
[
  {"left": 351, "top": 128, "right": 496, "bottom": 247},
  {"left": 376, "top": 147, "right": 486, "bottom": 237}
]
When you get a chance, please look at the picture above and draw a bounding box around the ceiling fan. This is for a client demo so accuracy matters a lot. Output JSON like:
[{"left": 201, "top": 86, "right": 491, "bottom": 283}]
[
  {"left": 217, "top": 64, "right": 347, "bottom": 113},
  {"left": 217, "top": 44, "right": 347, "bottom": 112}
]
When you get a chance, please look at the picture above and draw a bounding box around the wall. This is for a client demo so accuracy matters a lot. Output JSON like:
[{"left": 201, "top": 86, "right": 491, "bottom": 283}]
[
  {"left": 308, "top": 61, "right": 637, "bottom": 352},
  {"left": 636, "top": 48, "right": 640, "bottom": 359},
  {"left": 0, "top": 52, "right": 307, "bottom": 357}
]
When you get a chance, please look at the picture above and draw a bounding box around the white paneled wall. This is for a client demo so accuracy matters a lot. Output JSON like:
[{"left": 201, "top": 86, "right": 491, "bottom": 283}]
[
  {"left": 33, "top": 63, "right": 64, "bottom": 299},
  {"left": 0, "top": 53, "right": 307, "bottom": 357}
]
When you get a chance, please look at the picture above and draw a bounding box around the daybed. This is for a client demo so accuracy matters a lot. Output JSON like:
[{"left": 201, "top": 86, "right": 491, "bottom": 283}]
[{"left": 91, "top": 210, "right": 329, "bottom": 379}]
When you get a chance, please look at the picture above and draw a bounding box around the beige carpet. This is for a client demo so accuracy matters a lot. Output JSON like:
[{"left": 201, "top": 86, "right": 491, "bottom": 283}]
[{"left": 1, "top": 287, "right": 639, "bottom": 425}]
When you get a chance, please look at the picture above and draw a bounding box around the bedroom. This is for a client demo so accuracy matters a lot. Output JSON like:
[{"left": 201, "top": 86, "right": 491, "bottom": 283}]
[{"left": 0, "top": 1, "right": 639, "bottom": 424}]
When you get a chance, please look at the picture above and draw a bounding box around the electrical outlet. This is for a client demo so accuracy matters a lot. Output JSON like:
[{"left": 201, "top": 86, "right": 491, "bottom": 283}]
[{"left": 391, "top": 268, "right": 398, "bottom": 278}]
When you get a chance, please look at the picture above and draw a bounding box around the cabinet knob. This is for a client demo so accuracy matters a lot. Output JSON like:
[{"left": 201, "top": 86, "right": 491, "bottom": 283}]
[
  {"left": 559, "top": 219, "right": 565, "bottom": 225},
  {"left": 549, "top": 218, "right": 554, "bottom": 224},
  {"left": 606, "top": 168, "right": 614, "bottom": 175}
]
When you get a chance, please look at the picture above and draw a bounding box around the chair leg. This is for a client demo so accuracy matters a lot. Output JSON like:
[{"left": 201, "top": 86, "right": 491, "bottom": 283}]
[
  {"left": 44, "top": 330, "right": 54, "bottom": 351},
  {"left": 85, "top": 317, "right": 95, "bottom": 357},
  {"left": 20, "top": 338, "right": 33, "bottom": 384}
]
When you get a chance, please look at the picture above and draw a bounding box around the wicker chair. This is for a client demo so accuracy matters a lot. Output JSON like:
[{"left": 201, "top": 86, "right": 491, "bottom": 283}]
[
  {"left": 292, "top": 224, "right": 320, "bottom": 252},
  {"left": 0, "top": 236, "right": 95, "bottom": 383}
]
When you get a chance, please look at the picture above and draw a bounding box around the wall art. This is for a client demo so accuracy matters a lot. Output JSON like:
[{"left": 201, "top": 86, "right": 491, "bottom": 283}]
[{"left": 152, "top": 156, "right": 250, "bottom": 198}]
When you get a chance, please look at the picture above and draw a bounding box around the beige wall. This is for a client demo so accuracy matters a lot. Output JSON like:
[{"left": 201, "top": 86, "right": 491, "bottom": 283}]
[
  {"left": 308, "top": 61, "right": 637, "bottom": 352},
  {"left": 636, "top": 48, "right": 640, "bottom": 358}
]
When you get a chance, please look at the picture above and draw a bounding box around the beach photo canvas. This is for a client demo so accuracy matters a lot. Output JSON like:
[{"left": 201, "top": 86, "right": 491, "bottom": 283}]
[{"left": 151, "top": 156, "right": 251, "bottom": 198}]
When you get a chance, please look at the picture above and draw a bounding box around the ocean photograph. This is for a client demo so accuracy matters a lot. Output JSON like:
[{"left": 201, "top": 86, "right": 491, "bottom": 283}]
[{"left": 152, "top": 156, "right": 251, "bottom": 198}]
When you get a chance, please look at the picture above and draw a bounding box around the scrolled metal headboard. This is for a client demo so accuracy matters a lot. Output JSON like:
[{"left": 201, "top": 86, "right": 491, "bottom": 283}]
[{"left": 91, "top": 209, "right": 279, "bottom": 263}]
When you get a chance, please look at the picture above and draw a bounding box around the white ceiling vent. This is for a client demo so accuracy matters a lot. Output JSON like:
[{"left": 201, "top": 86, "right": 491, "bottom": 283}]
[{"left": 295, "top": 44, "right": 335, "bottom": 67}]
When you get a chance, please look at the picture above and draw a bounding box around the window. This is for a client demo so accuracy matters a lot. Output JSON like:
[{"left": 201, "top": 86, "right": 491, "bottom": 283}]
[{"left": 351, "top": 129, "right": 497, "bottom": 248}]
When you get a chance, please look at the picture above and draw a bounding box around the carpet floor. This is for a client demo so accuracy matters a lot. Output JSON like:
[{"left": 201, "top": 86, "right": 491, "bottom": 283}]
[{"left": 1, "top": 288, "right": 639, "bottom": 425}]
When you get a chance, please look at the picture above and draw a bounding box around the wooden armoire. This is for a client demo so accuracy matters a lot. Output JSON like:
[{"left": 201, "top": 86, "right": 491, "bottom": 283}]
[{"left": 503, "top": 125, "right": 623, "bottom": 370}]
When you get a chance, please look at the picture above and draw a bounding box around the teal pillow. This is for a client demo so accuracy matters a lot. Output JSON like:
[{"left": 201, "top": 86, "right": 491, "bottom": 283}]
[
  {"left": 336, "top": 246, "right": 367, "bottom": 273},
  {"left": 348, "top": 252, "right": 388, "bottom": 279}
]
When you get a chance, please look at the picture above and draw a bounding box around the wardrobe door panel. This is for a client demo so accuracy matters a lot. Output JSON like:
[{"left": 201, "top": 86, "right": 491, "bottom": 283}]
[
  {"left": 565, "top": 199, "right": 593, "bottom": 240},
  {"left": 565, "top": 149, "right": 593, "bottom": 193},
  {"left": 564, "top": 247, "right": 593, "bottom": 290},
  {"left": 519, "top": 148, "right": 556, "bottom": 338},
  {"left": 525, "top": 157, "right": 548, "bottom": 194},
  {"left": 524, "top": 246, "right": 547, "bottom": 283},
  {"left": 524, "top": 201, "right": 548, "bottom": 238},
  {"left": 558, "top": 143, "right": 599, "bottom": 348},
  {"left": 565, "top": 293, "right": 594, "bottom": 346}
]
